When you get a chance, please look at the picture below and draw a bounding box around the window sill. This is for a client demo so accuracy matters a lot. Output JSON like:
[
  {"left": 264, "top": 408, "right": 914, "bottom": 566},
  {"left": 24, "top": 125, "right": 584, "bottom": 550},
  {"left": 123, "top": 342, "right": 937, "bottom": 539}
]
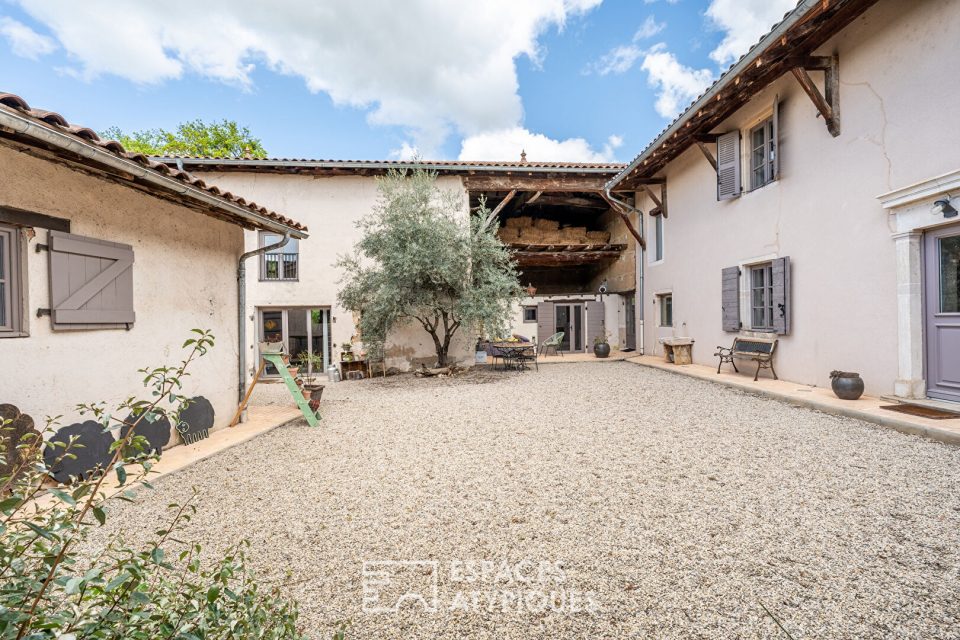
[
  {"left": 648, "top": 259, "right": 665, "bottom": 267},
  {"left": 259, "top": 278, "right": 300, "bottom": 283},
  {"left": 0, "top": 330, "right": 29, "bottom": 338}
]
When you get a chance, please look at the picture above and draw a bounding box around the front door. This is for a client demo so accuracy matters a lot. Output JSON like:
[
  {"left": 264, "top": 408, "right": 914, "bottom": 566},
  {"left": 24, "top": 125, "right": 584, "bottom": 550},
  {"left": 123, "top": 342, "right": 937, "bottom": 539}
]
[
  {"left": 555, "top": 304, "right": 583, "bottom": 352},
  {"left": 925, "top": 225, "right": 960, "bottom": 402}
]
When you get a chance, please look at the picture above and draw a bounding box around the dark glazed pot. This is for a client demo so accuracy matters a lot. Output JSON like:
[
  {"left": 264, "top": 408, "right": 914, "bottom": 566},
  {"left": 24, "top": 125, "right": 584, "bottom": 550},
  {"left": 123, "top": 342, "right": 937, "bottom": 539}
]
[
  {"left": 830, "top": 371, "right": 864, "bottom": 400},
  {"left": 594, "top": 343, "right": 611, "bottom": 358}
]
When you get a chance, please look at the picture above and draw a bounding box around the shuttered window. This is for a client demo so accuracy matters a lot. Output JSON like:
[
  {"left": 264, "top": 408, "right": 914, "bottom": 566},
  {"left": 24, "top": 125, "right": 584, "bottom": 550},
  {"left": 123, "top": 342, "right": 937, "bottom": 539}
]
[
  {"left": 0, "top": 224, "right": 24, "bottom": 335},
  {"left": 47, "top": 230, "right": 135, "bottom": 330},
  {"left": 748, "top": 257, "right": 791, "bottom": 334},
  {"left": 721, "top": 266, "right": 741, "bottom": 332},
  {"left": 716, "top": 130, "right": 741, "bottom": 200},
  {"left": 536, "top": 301, "right": 554, "bottom": 345},
  {"left": 750, "top": 118, "right": 776, "bottom": 190}
]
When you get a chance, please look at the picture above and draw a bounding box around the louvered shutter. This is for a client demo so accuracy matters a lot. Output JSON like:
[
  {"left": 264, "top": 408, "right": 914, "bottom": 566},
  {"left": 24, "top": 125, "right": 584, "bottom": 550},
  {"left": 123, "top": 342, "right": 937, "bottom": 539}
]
[
  {"left": 721, "top": 266, "right": 741, "bottom": 332},
  {"left": 586, "top": 300, "right": 605, "bottom": 345},
  {"left": 48, "top": 230, "right": 135, "bottom": 330},
  {"left": 771, "top": 94, "right": 780, "bottom": 181},
  {"left": 772, "top": 256, "right": 791, "bottom": 335},
  {"left": 716, "top": 130, "right": 741, "bottom": 200},
  {"left": 536, "top": 301, "right": 553, "bottom": 345}
]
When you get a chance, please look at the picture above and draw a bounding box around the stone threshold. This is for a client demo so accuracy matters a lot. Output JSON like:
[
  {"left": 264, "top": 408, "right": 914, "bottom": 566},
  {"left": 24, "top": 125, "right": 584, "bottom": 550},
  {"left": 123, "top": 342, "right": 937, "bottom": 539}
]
[{"left": 625, "top": 355, "right": 960, "bottom": 446}]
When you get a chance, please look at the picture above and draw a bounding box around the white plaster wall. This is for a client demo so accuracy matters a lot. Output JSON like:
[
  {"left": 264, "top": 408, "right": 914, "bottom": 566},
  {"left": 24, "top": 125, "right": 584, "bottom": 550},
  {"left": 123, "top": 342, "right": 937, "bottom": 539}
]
[
  {"left": 192, "top": 173, "right": 474, "bottom": 375},
  {"left": 507, "top": 294, "right": 622, "bottom": 351},
  {"left": 0, "top": 145, "right": 243, "bottom": 432},
  {"left": 639, "top": 0, "right": 960, "bottom": 395}
]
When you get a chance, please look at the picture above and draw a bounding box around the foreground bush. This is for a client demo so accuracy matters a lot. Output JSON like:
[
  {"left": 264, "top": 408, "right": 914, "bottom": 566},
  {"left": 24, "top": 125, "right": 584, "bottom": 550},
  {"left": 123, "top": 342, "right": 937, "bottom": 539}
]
[{"left": 0, "top": 330, "right": 305, "bottom": 639}]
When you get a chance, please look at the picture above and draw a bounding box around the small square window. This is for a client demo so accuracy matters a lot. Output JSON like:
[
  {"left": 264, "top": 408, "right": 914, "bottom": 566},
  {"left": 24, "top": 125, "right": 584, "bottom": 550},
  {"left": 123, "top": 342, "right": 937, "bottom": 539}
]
[
  {"left": 523, "top": 306, "right": 537, "bottom": 323},
  {"left": 658, "top": 294, "right": 672, "bottom": 327},
  {"left": 260, "top": 232, "right": 299, "bottom": 281}
]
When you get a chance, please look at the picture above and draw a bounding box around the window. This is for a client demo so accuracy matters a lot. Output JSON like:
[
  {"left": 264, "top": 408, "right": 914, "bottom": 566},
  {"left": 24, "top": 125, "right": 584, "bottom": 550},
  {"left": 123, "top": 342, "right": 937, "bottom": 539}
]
[
  {"left": 750, "top": 263, "right": 774, "bottom": 330},
  {"left": 0, "top": 224, "right": 24, "bottom": 336},
  {"left": 653, "top": 214, "right": 664, "bottom": 262},
  {"left": 750, "top": 117, "right": 776, "bottom": 190},
  {"left": 260, "top": 232, "right": 299, "bottom": 281},
  {"left": 523, "top": 306, "right": 537, "bottom": 323},
  {"left": 658, "top": 293, "right": 673, "bottom": 327}
]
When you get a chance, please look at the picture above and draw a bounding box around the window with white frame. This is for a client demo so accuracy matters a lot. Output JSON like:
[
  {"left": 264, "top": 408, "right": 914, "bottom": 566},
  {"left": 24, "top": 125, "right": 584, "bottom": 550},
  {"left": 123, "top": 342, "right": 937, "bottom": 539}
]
[
  {"left": 750, "top": 263, "right": 774, "bottom": 330},
  {"left": 653, "top": 214, "right": 664, "bottom": 262},
  {"left": 749, "top": 117, "right": 776, "bottom": 190},
  {"left": 658, "top": 293, "right": 673, "bottom": 327},
  {"left": 260, "top": 232, "right": 299, "bottom": 281},
  {"left": 523, "top": 306, "right": 537, "bottom": 323}
]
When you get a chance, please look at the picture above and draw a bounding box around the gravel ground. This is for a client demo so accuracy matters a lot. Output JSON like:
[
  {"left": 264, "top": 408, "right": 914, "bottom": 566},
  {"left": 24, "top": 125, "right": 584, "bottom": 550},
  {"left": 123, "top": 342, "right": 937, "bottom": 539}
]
[{"left": 83, "top": 362, "right": 960, "bottom": 639}]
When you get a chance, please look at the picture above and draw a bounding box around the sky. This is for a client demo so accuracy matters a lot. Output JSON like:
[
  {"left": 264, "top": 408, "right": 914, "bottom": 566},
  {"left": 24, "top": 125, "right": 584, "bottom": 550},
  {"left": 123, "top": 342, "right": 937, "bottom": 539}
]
[{"left": 0, "top": 0, "right": 796, "bottom": 163}]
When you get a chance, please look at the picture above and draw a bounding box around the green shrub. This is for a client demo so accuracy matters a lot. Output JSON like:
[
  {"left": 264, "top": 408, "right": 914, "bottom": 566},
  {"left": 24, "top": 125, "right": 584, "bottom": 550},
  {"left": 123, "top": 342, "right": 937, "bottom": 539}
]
[{"left": 0, "top": 330, "right": 305, "bottom": 639}]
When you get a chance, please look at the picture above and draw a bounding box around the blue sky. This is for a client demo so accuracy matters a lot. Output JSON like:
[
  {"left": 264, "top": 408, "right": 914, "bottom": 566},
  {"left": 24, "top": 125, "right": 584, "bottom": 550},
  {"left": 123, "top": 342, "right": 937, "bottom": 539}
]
[{"left": 0, "top": 0, "right": 794, "bottom": 162}]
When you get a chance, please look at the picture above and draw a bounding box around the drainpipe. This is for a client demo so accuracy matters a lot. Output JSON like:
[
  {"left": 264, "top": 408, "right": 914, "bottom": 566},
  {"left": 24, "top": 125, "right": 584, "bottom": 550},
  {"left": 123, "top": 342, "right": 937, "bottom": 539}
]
[
  {"left": 237, "top": 233, "right": 290, "bottom": 412},
  {"left": 603, "top": 188, "right": 645, "bottom": 355}
]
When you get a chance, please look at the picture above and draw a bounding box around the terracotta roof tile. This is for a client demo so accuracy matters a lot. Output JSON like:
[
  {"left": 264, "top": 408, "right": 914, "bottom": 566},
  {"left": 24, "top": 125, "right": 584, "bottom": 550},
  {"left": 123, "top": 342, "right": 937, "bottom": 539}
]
[
  {"left": 160, "top": 155, "right": 626, "bottom": 171},
  {"left": 0, "top": 92, "right": 307, "bottom": 233}
]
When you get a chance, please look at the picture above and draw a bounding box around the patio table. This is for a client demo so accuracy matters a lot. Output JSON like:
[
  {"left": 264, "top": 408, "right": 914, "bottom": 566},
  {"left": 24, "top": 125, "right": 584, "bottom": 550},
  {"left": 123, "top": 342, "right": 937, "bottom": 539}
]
[{"left": 491, "top": 341, "right": 536, "bottom": 371}]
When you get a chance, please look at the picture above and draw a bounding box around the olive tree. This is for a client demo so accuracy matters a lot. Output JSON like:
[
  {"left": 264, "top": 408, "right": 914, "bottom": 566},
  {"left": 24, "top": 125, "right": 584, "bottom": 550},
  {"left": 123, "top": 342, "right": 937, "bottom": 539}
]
[{"left": 337, "top": 167, "right": 522, "bottom": 367}]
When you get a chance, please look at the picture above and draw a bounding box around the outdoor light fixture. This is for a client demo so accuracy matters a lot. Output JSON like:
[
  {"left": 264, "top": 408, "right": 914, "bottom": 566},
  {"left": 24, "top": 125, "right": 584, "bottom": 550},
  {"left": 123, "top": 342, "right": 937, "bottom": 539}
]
[{"left": 932, "top": 197, "right": 958, "bottom": 218}]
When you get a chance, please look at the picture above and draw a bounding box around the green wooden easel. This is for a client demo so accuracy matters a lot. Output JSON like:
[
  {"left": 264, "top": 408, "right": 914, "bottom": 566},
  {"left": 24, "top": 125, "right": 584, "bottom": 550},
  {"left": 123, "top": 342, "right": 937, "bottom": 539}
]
[{"left": 230, "top": 352, "right": 321, "bottom": 427}]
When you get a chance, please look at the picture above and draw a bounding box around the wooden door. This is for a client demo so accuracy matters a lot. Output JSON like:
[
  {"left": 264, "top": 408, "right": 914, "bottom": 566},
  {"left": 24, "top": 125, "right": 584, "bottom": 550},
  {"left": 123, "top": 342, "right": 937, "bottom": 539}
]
[{"left": 925, "top": 225, "right": 960, "bottom": 402}]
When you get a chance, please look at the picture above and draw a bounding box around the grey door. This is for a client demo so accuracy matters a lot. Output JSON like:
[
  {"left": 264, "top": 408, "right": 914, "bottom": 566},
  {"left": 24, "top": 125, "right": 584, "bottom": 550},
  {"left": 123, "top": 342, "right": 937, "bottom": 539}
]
[
  {"left": 555, "top": 304, "right": 583, "bottom": 352},
  {"left": 624, "top": 294, "right": 637, "bottom": 350},
  {"left": 925, "top": 225, "right": 960, "bottom": 402}
]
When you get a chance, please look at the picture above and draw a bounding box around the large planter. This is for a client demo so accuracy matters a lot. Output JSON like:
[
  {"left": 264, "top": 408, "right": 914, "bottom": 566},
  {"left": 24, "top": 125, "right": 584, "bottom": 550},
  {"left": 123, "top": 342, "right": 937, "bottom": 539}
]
[
  {"left": 594, "top": 342, "right": 611, "bottom": 358},
  {"left": 303, "top": 383, "right": 325, "bottom": 411},
  {"left": 830, "top": 371, "right": 864, "bottom": 400}
]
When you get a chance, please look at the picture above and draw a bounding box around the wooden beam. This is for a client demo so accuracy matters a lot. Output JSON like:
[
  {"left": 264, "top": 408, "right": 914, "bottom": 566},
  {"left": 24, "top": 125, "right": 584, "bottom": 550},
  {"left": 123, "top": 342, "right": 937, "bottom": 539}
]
[
  {"left": 513, "top": 249, "right": 623, "bottom": 267},
  {"left": 791, "top": 53, "right": 839, "bottom": 136},
  {"left": 642, "top": 186, "right": 662, "bottom": 209},
  {"left": 481, "top": 189, "right": 515, "bottom": 230},
  {"left": 464, "top": 175, "right": 612, "bottom": 192},
  {"left": 598, "top": 192, "right": 646, "bottom": 250},
  {"left": 0, "top": 205, "right": 71, "bottom": 233},
  {"left": 696, "top": 141, "right": 718, "bottom": 171},
  {"left": 526, "top": 195, "right": 608, "bottom": 209},
  {"left": 527, "top": 191, "right": 543, "bottom": 204}
]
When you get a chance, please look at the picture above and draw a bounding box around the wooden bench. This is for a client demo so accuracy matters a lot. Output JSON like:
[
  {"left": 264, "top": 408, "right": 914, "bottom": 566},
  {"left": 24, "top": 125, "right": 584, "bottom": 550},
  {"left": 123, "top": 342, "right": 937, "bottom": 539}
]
[{"left": 714, "top": 336, "right": 779, "bottom": 381}]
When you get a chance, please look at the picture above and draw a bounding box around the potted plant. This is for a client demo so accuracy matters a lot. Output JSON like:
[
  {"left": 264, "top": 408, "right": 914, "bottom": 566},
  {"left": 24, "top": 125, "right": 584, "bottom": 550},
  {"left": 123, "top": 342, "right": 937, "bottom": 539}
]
[
  {"left": 830, "top": 370, "right": 864, "bottom": 400},
  {"left": 593, "top": 332, "right": 611, "bottom": 358},
  {"left": 341, "top": 342, "right": 354, "bottom": 362},
  {"left": 296, "top": 350, "right": 326, "bottom": 410}
]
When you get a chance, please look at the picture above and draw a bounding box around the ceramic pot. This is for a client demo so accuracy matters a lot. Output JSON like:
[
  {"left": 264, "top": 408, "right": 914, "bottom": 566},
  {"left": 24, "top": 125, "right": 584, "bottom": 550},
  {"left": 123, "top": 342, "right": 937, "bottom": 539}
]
[
  {"left": 830, "top": 371, "right": 864, "bottom": 400},
  {"left": 594, "top": 342, "right": 611, "bottom": 358}
]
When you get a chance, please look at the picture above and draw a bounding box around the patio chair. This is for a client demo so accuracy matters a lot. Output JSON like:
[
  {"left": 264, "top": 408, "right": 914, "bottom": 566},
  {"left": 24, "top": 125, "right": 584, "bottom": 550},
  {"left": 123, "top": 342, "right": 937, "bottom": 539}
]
[
  {"left": 486, "top": 341, "right": 510, "bottom": 371},
  {"left": 515, "top": 342, "right": 538, "bottom": 371},
  {"left": 539, "top": 332, "right": 565, "bottom": 357}
]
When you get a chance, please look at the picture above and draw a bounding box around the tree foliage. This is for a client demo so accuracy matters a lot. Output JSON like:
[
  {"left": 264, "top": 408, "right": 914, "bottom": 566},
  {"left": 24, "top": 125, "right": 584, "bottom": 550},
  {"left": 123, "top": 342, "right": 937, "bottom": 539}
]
[
  {"left": 337, "top": 167, "right": 522, "bottom": 366},
  {"left": 0, "top": 330, "right": 305, "bottom": 639},
  {"left": 100, "top": 120, "right": 267, "bottom": 158}
]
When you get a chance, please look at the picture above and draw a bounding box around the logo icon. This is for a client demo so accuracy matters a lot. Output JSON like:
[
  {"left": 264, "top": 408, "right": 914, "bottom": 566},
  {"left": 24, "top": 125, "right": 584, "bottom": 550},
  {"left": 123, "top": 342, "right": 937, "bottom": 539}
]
[{"left": 362, "top": 561, "right": 439, "bottom": 613}]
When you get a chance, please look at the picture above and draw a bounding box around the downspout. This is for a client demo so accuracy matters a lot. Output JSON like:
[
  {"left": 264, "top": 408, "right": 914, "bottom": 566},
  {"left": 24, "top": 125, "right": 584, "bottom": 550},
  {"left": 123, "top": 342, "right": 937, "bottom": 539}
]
[
  {"left": 237, "top": 233, "right": 290, "bottom": 411},
  {"left": 603, "top": 188, "right": 645, "bottom": 355}
]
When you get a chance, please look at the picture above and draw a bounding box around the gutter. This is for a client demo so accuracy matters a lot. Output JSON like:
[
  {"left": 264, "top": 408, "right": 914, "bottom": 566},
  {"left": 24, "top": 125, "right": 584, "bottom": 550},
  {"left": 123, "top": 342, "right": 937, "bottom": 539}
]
[
  {"left": 0, "top": 107, "right": 307, "bottom": 239},
  {"left": 236, "top": 233, "right": 290, "bottom": 411},
  {"left": 157, "top": 156, "right": 622, "bottom": 175},
  {"left": 605, "top": 0, "right": 820, "bottom": 191},
  {"left": 603, "top": 187, "right": 645, "bottom": 356}
]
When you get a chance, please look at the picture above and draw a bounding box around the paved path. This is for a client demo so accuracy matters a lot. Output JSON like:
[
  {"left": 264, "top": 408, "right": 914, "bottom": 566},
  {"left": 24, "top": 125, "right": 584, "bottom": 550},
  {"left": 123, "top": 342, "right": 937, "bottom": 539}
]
[{"left": 86, "top": 362, "right": 960, "bottom": 639}]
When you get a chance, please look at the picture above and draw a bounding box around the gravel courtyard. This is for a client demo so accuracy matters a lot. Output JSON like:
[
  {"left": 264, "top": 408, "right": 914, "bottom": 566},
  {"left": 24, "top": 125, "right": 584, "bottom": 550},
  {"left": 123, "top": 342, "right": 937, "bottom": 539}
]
[{"left": 87, "top": 362, "right": 960, "bottom": 639}]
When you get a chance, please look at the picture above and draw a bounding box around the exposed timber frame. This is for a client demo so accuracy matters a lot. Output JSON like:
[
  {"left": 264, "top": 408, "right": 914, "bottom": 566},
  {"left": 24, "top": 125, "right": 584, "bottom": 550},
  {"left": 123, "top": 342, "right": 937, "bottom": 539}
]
[{"left": 790, "top": 54, "right": 840, "bottom": 137}]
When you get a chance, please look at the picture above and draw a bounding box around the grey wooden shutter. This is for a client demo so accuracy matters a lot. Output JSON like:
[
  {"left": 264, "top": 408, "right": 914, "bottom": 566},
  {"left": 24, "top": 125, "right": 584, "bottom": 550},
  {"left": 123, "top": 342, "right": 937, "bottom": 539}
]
[
  {"left": 721, "top": 266, "right": 741, "bottom": 332},
  {"left": 772, "top": 256, "right": 791, "bottom": 335},
  {"left": 772, "top": 94, "right": 780, "bottom": 181},
  {"left": 48, "top": 230, "right": 135, "bottom": 330},
  {"left": 586, "top": 300, "right": 605, "bottom": 344},
  {"left": 716, "top": 130, "right": 741, "bottom": 200},
  {"left": 536, "top": 301, "right": 553, "bottom": 344}
]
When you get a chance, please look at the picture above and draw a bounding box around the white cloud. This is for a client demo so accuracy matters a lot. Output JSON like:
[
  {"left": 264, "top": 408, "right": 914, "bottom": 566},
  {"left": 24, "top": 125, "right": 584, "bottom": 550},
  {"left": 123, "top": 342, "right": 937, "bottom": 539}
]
[
  {"left": 459, "top": 128, "right": 622, "bottom": 162},
  {"left": 633, "top": 15, "right": 666, "bottom": 40},
  {"left": 640, "top": 43, "right": 714, "bottom": 118},
  {"left": 587, "top": 14, "right": 664, "bottom": 76},
  {"left": 706, "top": 0, "right": 797, "bottom": 66},
  {"left": 0, "top": 17, "right": 56, "bottom": 60},
  {"left": 14, "top": 0, "right": 601, "bottom": 155}
]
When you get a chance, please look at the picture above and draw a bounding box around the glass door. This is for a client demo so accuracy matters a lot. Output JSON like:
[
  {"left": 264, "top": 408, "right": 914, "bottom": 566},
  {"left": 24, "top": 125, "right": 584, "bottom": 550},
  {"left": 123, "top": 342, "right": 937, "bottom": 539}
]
[
  {"left": 258, "top": 308, "right": 331, "bottom": 377},
  {"left": 554, "top": 303, "right": 584, "bottom": 352}
]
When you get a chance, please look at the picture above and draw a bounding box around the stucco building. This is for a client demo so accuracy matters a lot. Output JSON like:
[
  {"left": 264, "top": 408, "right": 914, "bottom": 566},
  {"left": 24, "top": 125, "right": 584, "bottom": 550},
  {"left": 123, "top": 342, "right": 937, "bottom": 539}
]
[
  {"left": 604, "top": 0, "right": 960, "bottom": 402},
  {"left": 161, "top": 158, "right": 641, "bottom": 378},
  {"left": 0, "top": 92, "right": 306, "bottom": 449}
]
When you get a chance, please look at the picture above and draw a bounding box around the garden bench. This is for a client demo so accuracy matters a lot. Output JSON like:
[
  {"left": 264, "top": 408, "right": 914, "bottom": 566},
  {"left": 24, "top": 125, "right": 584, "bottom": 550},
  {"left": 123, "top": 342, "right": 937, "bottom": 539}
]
[{"left": 714, "top": 336, "right": 779, "bottom": 381}]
